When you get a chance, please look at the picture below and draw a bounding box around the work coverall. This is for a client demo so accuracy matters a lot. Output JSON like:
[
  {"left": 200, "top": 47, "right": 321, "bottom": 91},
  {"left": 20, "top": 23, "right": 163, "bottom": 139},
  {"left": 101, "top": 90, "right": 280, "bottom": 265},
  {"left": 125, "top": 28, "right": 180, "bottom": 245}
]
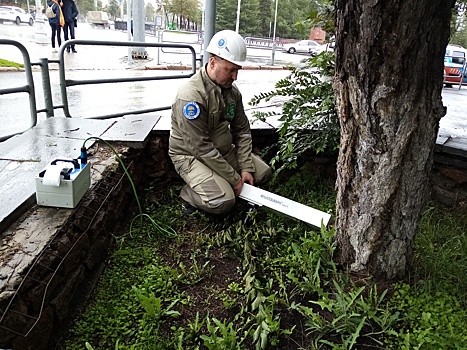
[{"left": 169, "top": 66, "right": 272, "bottom": 215}]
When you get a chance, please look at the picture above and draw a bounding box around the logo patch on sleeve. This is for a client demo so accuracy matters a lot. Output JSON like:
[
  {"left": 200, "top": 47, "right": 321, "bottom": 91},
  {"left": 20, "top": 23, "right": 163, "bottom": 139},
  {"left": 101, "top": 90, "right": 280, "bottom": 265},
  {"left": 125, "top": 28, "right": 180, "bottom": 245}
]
[{"left": 183, "top": 102, "right": 200, "bottom": 119}]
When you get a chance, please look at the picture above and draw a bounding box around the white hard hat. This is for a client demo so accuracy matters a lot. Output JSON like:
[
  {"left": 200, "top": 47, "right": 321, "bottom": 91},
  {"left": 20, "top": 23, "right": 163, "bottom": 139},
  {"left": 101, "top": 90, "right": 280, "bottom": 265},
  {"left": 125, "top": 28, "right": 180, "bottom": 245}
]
[{"left": 206, "top": 30, "right": 247, "bottom": 66}]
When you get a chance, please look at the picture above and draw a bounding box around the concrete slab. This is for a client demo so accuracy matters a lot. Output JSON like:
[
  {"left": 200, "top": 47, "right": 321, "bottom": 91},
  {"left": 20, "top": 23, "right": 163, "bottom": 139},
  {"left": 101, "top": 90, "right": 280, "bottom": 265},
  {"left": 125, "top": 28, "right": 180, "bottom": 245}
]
[
  {"left": 30, "top": 117, "right": 115, "bottom": 140},
  {"left": 0, "top": 131, "right": 87, "bottom": 163},
  {"left": 0, "top": 115, "right": 161, "bottom": 234},
  {"left": 152, "top": 115, "right": 171, "bottom": 131},
  {"left": 436, "top": 134, "right": 450, "bottom": 145},
  {"left": 100, "top": 114, "right": 161, "bottom": 148}
]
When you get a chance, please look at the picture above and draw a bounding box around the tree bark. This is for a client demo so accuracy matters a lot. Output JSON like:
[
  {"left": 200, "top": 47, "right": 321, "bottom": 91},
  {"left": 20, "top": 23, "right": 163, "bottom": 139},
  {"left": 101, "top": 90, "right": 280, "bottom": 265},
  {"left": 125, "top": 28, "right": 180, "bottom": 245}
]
[{"left": 333, "top": 0, "right": 452, "bottom": 279}]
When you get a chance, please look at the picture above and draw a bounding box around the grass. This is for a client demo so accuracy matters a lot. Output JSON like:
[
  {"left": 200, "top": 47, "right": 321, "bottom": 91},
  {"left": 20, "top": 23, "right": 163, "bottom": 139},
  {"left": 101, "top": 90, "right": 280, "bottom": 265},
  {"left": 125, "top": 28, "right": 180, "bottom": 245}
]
[
  {"left": 0, "top": 58, "right": 23, "bottom": 68},
  {"left": 60, "top": 165, "right": 467, "bottom": 350}
]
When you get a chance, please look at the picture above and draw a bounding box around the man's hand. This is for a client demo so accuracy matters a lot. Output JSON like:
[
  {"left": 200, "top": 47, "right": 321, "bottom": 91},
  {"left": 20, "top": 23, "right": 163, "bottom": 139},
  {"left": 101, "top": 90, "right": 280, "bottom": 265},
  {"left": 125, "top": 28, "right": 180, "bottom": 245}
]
[
  {"left": 232, "top": 172, "right": 254, "bottom": 197},
  {"left": 241, "top": 171, "right": 254, "bottom": 186},
  {"left": 232, "top": 179, "right": 243, "bottom": 197}
]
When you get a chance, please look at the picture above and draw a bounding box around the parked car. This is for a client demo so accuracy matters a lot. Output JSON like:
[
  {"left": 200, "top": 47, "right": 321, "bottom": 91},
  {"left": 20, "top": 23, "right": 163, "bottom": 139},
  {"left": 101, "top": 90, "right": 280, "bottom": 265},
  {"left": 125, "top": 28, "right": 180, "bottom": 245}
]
[
  {"left": 444, "top": 44, "right": 467, "bottom": 87},
  {"left": 282, "top": 40, "right": 321, "bottom": 55},
  {"left": 0, "top": 6, "right": 34, "bottom": 25},
  {"left": 321, "top": 41, "right": 335, "bottom": 53}
]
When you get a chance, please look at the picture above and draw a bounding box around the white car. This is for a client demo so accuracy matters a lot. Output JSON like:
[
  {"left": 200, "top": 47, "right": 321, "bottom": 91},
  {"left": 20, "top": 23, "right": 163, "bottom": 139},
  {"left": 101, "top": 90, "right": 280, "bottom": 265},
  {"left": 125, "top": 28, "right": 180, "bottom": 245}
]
[
  {"left": 282, "top": 40, "right": 322, "bottom": 55},
  {"left": 0, "top": 6, "right": 34, "bottom": 26}
]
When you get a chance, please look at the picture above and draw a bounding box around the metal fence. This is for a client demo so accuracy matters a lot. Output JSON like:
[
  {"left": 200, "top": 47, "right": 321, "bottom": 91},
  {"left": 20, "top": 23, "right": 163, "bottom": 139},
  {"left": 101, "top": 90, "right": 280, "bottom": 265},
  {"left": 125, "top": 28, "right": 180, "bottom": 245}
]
[
  {"left": 0, "top": 39, "right": 199, "bottom": 142},
  {"left": 245, "top": 36, "right": 284, "bottom": 50}
]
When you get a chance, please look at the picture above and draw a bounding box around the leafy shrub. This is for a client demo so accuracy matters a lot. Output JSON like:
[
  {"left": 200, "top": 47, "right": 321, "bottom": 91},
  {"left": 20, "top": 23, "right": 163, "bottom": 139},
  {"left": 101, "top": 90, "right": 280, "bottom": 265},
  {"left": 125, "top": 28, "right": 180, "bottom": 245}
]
[
  {"left": 249, "top": 52, "right": 339, "bottom": 174},
  {"left": 387, "top": 283, "right": 467, "bottom": 349}
]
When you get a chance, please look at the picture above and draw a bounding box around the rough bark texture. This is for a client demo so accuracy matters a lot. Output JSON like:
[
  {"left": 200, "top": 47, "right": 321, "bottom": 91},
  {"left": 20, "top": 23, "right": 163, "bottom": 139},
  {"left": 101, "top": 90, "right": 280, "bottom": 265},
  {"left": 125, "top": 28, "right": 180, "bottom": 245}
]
[{"left": 333, "top": 0, "right": 452, "bottom": 279}]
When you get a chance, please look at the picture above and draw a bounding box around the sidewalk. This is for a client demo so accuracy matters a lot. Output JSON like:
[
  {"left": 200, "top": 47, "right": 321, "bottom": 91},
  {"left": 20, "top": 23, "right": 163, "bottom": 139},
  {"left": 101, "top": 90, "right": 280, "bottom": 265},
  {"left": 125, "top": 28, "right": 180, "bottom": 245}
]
[{"left": 0, "top": 24, "right": 295, "bottom": 72}]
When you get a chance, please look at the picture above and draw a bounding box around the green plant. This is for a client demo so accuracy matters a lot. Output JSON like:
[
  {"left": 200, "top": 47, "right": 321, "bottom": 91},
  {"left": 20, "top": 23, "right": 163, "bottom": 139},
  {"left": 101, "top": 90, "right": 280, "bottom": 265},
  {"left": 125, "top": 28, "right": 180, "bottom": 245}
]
[
  {"left": 386, "top": 283, "right": 467, "bottom": 349},
  {"left": 0, "top": 58, "right": 23, "bottom": 68},
  {"left": 412, "top": 205, "right": 467, "bottom": 303},
  {"left": 294, "top": 282, "right": 399, "bottom": 349},
  {"left": 132, "top": 286, "right": 181, "bottom": 320},
  {"left": 249, "top": 52, "right": 339, "bottom": 175},
  {"left": 63, "top": 174, "right": 467, "bottom": 350},
  {"left": 200, "top": 318, "right": 244, "bottom": 350}
]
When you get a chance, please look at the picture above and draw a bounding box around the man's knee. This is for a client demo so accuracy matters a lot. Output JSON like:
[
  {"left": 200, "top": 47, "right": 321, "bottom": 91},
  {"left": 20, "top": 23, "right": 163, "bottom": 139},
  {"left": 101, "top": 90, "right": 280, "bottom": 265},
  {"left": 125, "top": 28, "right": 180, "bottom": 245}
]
[
  {"left": 256, "top": 166, "right": 272, "bottom": 185},
  {"left": 206, "top": 196, "right": 236, "bottom": 215}
]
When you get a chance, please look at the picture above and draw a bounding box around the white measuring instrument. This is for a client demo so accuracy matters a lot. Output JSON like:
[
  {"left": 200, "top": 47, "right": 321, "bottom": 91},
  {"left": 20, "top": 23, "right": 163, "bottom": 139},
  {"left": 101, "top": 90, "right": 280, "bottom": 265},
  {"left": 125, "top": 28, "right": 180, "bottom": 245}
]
[{"left": 239, "top": 184, "right": 331, "bottom": 228}]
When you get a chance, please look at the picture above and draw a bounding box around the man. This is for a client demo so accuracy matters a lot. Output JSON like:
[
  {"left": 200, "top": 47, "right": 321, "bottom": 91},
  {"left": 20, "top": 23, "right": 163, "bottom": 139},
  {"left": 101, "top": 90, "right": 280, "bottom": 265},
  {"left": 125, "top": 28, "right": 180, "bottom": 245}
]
[
  {"left": 169, "top": 30, "right": 272, "bottom": 215},
  {"left": 62, "top": 0, "right": 78, "bottom": 53}
]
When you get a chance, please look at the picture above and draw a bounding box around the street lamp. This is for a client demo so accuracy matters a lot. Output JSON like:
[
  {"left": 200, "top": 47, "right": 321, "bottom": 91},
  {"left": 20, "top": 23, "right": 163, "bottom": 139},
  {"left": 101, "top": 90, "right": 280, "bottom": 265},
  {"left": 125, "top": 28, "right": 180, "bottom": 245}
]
[{"left": 271, "top": 0, "right": 278, "bottom": 65}]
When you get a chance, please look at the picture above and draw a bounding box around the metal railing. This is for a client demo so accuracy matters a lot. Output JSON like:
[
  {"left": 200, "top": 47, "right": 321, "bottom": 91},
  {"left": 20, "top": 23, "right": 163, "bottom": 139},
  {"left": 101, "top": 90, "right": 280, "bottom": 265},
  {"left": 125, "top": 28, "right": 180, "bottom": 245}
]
[
  {"left": 58, "top": 39, "right": 197, "bottom": 118},
  {"left": 0, "top": 39, "right": 199, "bottom": 141},
  {"left": 245, "top": 36, "right": 284, "bottom": 50},
  {"left": 0, "top": 39, "right": 38, "bottom": 141}
]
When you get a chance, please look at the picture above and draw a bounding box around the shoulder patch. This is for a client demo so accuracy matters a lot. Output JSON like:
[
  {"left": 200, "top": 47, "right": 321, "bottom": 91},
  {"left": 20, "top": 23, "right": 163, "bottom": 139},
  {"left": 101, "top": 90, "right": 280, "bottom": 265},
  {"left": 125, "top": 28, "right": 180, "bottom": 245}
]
[{"left": 183, "top": 102, "right": 200, "bottom": 120}]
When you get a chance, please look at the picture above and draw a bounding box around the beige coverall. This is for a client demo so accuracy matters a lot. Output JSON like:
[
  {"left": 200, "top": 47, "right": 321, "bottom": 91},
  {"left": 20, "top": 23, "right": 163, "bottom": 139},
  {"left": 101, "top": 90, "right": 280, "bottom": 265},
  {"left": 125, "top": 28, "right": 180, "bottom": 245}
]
[{"left": 169, "top": 66, "right": 272, "bottom": 215}]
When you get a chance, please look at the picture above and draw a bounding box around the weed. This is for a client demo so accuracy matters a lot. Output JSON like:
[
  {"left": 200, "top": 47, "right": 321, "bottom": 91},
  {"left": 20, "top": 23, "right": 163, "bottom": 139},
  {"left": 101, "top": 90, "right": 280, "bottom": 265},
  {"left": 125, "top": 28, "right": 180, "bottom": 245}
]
[{"left": 62, "top": 168, "right": 467, "bottom": 350}]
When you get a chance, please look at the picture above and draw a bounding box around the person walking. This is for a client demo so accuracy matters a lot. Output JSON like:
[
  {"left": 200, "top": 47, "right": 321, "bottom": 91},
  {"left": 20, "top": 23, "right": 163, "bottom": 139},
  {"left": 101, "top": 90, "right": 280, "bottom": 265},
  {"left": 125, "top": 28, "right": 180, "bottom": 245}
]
[
  {"left": 62, "top": 0, "right": 79, "bottom": 53},
  {"left": 47, "top": 0, "right": 65, "bottom": 53},
  {"left": 169, "top": 30, "right": 272, "bottom": 216}
]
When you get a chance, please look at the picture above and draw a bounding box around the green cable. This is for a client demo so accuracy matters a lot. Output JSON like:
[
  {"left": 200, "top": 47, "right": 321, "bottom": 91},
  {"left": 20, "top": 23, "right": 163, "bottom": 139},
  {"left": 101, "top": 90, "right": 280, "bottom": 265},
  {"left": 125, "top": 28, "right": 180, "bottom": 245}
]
[{"left": 82, "top": 136, "right": 177, "bottom": 238}]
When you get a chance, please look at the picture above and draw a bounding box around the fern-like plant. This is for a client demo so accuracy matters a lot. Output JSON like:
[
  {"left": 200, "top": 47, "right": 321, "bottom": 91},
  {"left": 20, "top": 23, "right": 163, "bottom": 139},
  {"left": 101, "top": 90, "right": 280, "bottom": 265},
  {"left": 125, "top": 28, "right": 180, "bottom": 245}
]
[{"left": 249, "top": 52, "right": 339, "bottom": 174}]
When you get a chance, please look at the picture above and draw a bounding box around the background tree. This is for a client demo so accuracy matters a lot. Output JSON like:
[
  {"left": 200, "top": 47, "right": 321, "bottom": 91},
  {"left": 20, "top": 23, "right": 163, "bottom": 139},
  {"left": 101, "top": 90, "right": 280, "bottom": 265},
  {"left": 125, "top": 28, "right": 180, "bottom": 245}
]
[
  {"left": 216, "top": 0, "right": 238, "bottom": 31},
  {"left": 215, "top": 0, "right": 318, "bottom": 39},
  {"left": 75, "top": 0, "right": 103, "bottom": 15},
  {"left": 258, "top": 0, "right": 272, "bottom": 37},
  {"left": 104, "top": 0, "right": 120, "bottom": 20},
  {"left": 145, "top": 2, "right": 155, "bottom": 22},
  {"left": 450, "top": 1, "right": 467, "bottom": 47},
  {"left": 333, "top": 0, "right": 453, "bottom": 279},
  {"left": 239, "top": 0, "right": 261, "bottom": 36}
]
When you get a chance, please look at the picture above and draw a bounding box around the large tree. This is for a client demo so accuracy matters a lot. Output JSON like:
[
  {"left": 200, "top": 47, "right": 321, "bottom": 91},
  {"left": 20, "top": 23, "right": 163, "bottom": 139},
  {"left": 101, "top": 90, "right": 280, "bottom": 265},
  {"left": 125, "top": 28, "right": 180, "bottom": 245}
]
[{"left": 333, "top": 0, "right": 453, "bottom": 279}]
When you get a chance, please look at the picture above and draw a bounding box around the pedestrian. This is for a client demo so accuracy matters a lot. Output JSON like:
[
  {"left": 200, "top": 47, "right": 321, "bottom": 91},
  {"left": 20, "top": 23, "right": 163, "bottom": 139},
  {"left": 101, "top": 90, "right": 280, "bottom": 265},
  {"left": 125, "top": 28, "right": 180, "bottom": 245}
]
[
  {"left": 47, "top": 0, "right": 65, "bottom": 53},
  {"left": 62, "top": 0, "right": 79, "bottom": 53},
  {"left": 169, "top": 30, "right": 272, "bottom": 216}
]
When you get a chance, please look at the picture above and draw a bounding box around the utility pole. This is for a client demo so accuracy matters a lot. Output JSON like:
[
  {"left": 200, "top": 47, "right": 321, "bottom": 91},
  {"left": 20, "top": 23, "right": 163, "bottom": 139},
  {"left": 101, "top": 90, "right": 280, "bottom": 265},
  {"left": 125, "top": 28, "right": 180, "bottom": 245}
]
[
  {"left": 203, "top": 0, "right": 215, "bottom": 66},
  {"left": 271, "top": 0, "right": 278, "bottom": 65},
  {"left": 235, "top": 0, "right": 241, "bottom": 33},
  {"left": 132, "top": 0, "right": 147, "bottom": 58}
]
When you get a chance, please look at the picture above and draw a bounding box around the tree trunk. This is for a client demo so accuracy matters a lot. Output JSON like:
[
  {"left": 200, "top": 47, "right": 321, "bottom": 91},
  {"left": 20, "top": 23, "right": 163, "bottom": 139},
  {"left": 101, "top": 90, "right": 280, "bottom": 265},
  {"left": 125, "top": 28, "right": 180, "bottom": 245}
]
[{"left": 333, "top": 0, "right": 452, "bottom": 279}]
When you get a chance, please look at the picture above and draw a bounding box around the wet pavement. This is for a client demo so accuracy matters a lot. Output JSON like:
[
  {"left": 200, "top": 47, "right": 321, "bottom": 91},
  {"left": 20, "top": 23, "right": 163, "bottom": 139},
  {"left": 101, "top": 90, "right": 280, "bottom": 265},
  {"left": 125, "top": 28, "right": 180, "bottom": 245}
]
[
  {"left": 1, "top": 22, "right": 467, "bottom": 140},
  {"left": 0, "top": 23, "right": 299, "bottom": 138}
]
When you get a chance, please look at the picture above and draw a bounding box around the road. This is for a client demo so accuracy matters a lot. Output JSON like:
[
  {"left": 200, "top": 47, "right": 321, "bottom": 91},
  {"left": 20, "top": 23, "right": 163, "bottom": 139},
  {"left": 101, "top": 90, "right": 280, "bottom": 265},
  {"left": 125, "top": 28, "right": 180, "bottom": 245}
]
[{"left": 1, "top": 22, "right": 467, "bottom": 140}]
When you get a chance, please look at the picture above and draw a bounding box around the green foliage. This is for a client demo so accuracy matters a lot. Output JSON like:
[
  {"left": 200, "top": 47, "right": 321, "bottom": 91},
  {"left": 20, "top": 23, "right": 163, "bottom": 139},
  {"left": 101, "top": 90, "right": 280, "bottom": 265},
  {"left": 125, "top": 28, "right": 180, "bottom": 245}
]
[
  {"left": 104, "top": 0, "right": 120, "bottom": 20},
  {"left": 387, "top": 284, "right": 467, "bottom": 350},
  {"left": 200, "top": 318, "right": 244, "bottom": 350},
  {"left": 0, "top": 58, "right": 23, "bottom": 68},
  {"left": 132, "top": 286, "right": 180, "bottom": 320},
  {"left": 294, "top": 283, "right": 400, "bottom": 349},
  {"left": 412, "top": 206, "right": 467, "bottom": 303},
  {"left": 215, "top": 0, "right": 320, "bottom": 39},
  {"left": 304, "top": 0, "right": 335, "bottom": 35},
  {"left": 165, "top": 0, "right": 201, "bottom": 30},
  {"left": 63, "top": 168, "right": 467, "bottom": 350},
  {"left": 250, "top": 52, "right": 339, "bottom": 175}
]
